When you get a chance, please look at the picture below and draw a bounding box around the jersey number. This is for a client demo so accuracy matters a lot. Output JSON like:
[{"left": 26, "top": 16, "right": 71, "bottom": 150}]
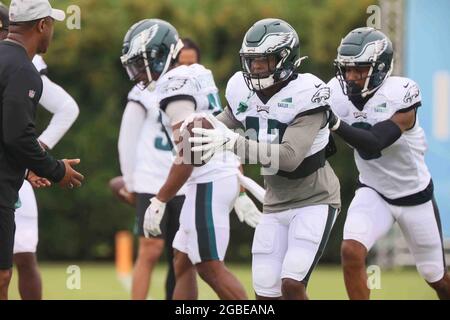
[
  {"left": 154, "top": 112, "right": 174, "bottom": 151},
  {"left": 245, "top": 116, "right": 288, "bottom": 143}
]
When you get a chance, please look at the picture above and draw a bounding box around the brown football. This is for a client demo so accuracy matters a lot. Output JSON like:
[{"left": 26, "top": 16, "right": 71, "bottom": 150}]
[{"left": 180, "top": 116, "right": 214, "bottom": 167}]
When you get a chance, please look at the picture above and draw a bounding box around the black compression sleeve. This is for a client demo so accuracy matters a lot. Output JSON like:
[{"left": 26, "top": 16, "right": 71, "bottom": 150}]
[{"left": 335, "top": 119, "right": 402, "bottom": 154}]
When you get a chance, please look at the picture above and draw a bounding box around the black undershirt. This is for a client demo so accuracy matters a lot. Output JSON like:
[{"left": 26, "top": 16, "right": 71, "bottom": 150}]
[{"left": 348, "top": 91, "right": 375, "bottom": 111}]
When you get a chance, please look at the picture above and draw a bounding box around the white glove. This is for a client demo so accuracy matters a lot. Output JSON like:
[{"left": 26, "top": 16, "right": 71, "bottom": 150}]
[
  {"left": 143, "top": 197, "right": 167, "bottom": 237},
  {"left": 237, "top": 173, "right": 265, "bottom": 203},
  {"left": 234, "top": 192, "right": 262, "bottom": 228},
  {"left": 189, "top": 114, "right": 239, "bottom": 161}
]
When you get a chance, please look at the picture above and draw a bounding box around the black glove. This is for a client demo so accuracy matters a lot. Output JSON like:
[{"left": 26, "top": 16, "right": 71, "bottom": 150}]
[{"left": 327, "top": 109, "right": 340, "bottom": 131}]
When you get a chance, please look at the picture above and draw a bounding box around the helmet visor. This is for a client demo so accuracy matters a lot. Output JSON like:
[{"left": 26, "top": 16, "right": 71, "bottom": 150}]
[
  {"left": 147, "top": 45, "right": 169, "bottom": 74},
  {"left": 240, "top": 53, "right": 279, "bottom": 79},
  {"left": 122, "top": 55, "right": 150, "bottom": 88},
  {"left": 334, "top": 60, "right": 374, "bottom": 96}
]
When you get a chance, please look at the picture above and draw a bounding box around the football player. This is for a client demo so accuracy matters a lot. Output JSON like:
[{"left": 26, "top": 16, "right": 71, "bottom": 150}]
[
  {"left": 117, "top": 20, "right": 190, "bottom": 300},
  {"left": 120, "top": 19, "right": 261, "bottom": 300},
  {"left": 327, "top": 27, "right": 450, "bottom": 299},
  {"left": 0, "top": 3, "right": 80, "bottom": 300},
  {"left": 187, "top": 18, "right": 341, "bottom": 300}
]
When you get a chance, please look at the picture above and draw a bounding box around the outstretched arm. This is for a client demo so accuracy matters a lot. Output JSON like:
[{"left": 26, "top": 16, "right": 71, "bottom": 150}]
[
  {"left": 143, "top": 99, "right": 195, "bottom": 237},
  {"left": 190, "top": 112, "right": 326, "bottom": 173},
  {"left": 234, "top": 112, "right": 325, "bottom": 172},
  {"left": 329, "top": 109, "right": 416, "bottom": 154},
  {"left": 155, "top": 99, "right": 196, "bottom": 202}
]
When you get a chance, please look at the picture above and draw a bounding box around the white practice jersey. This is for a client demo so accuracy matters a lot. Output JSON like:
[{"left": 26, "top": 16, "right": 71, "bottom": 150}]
[
  {"left": 127, "top": 86, "right": 185, "bottom": 195},
  {"left": 328, "top": 76, "right": 431, "bottom": 199},
  {"left": 226, "top": 72, "right": 330, "bottom": 158},
  {"left": 155, "top": 64, "right": 240, "bottom": 184}
]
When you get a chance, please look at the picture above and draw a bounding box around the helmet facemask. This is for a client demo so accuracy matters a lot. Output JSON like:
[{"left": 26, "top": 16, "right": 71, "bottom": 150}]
[
  {"left": 334, "top": 59, "right": 393, "bottom": 98},
  {"left": 121, "top": 27, "right": 184, "bottom": 91},
  {"left": 240, "top": 48, "right": 306, "bottom": 91},
  {"left": 334, "top": 37, "right": 393, "bottom": 98}
]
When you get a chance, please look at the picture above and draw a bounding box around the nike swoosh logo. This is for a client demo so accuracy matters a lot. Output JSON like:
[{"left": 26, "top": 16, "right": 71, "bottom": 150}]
[
  {"left": 314, "top": 83, "right": 321, "bottom": 88},
  {"left": 403, "top": 83, "right": 409, "bottom": 88}
]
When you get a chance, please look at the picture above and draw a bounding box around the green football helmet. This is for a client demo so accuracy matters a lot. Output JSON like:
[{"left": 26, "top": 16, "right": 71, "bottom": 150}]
[
  {"left": 334, "top": 27, "right": 394, "bottom": 98},
  {"left": 120, "top": 19, "right": 184, "bottom": 90},
  {"left": 239, "top": 18, "right": 306, "bottom": 91}
]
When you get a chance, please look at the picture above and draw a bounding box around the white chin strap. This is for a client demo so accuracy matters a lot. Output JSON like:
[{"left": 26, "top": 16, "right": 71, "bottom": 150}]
[
  {"left": 142, "top": 50, "right": 155, "bottom": 91},
  {"left": 251, "top": 75, "right": 275, "bottom": 91},
  {"left": 250, "top": 55, "right": 308, "bottom": 91},
  {"left": 294, "top": 56, "right": 308, "bottom": 68},
  {"left": 144, "top": 39, "right": 184, "bottom": 92},
  {"left": 361, "top": 58, "right": 394, "bottom": 98},
  {"left": 160, "top": 39, "right": 184, "bottom": 78},
  {"left": 147, "top": 79, "right": 156, "bottom": 91}
]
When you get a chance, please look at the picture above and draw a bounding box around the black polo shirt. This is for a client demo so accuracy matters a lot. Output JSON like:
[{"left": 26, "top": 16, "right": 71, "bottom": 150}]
[{"left": 0, "top": 41, "right": 65, "bottom": 209}]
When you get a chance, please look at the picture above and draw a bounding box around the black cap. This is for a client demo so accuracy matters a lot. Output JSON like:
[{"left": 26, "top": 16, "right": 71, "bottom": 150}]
[{"left": 0, "top": 2, "right": 9, "bottom": 31}]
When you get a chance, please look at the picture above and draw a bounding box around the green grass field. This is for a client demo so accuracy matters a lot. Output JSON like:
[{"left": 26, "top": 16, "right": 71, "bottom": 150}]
[{"left": 8, "top": 262, "right": 437, "bottom": 300}]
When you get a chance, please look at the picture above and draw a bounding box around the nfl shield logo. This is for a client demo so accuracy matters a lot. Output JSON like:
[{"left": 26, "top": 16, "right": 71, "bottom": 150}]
[{"left": 28, "top": 90, "right": 36, "bottom": 98}]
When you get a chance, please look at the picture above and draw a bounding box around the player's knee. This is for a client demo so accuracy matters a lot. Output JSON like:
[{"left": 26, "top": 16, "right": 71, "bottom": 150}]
[
  {"left": 341, "top": 240, "right": 366, "bottom": 266},
  {"left": 428, "top": 272, "right": 450, "bottom": 294},
  {"left": 13, "top": 253, "right": 36, "bottom": 270},
  {"left": 196, "top": 264, "right": 217, "bottom": 282},
  {"left": 138, "top": 250, "right": 161, "bottom": 265},
  {"left": 173, "top": 251, "right": 193, "bottom": 277},
  {"left": 282, "top": 247, "right": 315, "bottom": 281},
  {"left": 252, "top": 263, "right": 280, "bottom": 297},
  {"left": 173, "top": 251, "right": 184, "bottom": 269},
  {"left": 281, "top": 278, "right": 305, "bottom": 297},
  {"left": 196, "top": 261, "right": 222, "bottom": 286},
  {"left": 138, "top": 240, "right": 164, "bottom": 264},
  {"left": 0, "top": 269, "right": 12, "bottom": 287},
  {"left": 417, "top": 262, "right": 445, "bottom": 284}
]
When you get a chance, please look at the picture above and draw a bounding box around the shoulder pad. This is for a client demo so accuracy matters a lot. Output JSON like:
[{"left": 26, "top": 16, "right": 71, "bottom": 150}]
[
  {"left": 327, "top": 77, "right": 342, "bottom": 95},
  {"left": 291, "top": 73, "right": 330, "bottom": 116},
  {"left": 157, "top": 65, "right": 199, "bottom": 101},
  {"left": 127, "top": 85, "right": 156, "bottom": 111},
  {"left": 327, "top": 77, "right": 351, "bottom": 117},
  {"left": 379, "top": 76, "right": 422, "bottom": 110}
]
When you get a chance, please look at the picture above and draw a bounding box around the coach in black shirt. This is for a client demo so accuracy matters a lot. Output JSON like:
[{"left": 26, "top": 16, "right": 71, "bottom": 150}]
[{"left": 0, "top": 0, "right": 84, "bottom": 300}]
